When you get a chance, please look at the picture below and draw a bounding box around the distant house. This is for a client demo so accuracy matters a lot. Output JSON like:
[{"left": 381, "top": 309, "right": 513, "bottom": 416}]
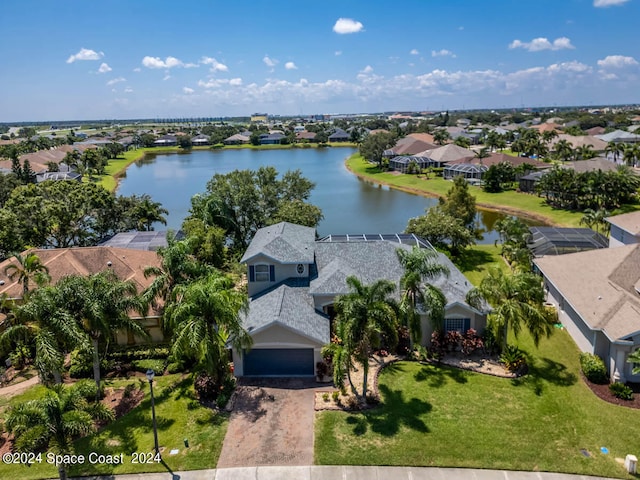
[
  {"left": 296, "top": 131, "right": 317, "bottom": 142},
  {"left": 191, "top": 134, "right": 209, "bottom": 146},
  {"left": 328, "top": 128, "right": 350, "bottom": 142},
  {"left": 153, "top": 135, "right": 177, "bottom": 147},
  {"left": 36, "top": 171, "right": 82, "bottom": 183},
  {"left": 259, "top": 132, "right": 286, "bottom": 145},
  {"left": 224, "top": 133, "right": 251, "bottom": 145},
  {"left": 388, "top": 155, "right": 431, "bottom": 173},
  {"left": 596, "top": 129, "right": 640, "bottom": 144},
  {"left": 385, "top": 133, "right": 437, "bottom": 157},
  {"left": 527, "top": 227, "right": 608, "bottom": 257},
  {"left": 518, "top": 171, "right": 546, "bottom": 193},
  {"left": 443, "top": 163, "right": 487, "bottom": 182},
  {"left": 233, "top": 222, "right": 483, "bottom": 376},
  {"left": 99, "top": 230, "right": 185, "bottom": 251}
]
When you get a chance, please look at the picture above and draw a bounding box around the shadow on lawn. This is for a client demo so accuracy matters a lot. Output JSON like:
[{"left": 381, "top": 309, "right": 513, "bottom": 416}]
[
  {"left": 413, "top": 363, "right": 468, "bottom": 387},
  {"left": 453, "top": 248, "right": 496, "bottom": 276},
  {"left": 511, "top": 355, "right": 577, "bottom": 396},
  {"left": 346, "top": 384, "right": 431, "bottom": 437}
]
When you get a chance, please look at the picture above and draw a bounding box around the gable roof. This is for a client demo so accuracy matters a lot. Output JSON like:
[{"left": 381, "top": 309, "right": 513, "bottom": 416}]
[
  {"left": 606, "top": 211, "right": 640, "bottom": 236},
  {"left": 416, "top": 143, "right": 474, "bottom": 163},
  {"left": 535, "top": 244, "right": 640, "bottom": 342},
  {"left": 240, "top": 222, "right": 315, "bottom": 264},
  {"left": 596, "top": 130, "right": 640, "bottom": 143},
  {"left": 242, "top": 279, "right": 329, "bottom": 345},
  {"left": 0, "top": 247, "right": 161, "bottom": 300}
]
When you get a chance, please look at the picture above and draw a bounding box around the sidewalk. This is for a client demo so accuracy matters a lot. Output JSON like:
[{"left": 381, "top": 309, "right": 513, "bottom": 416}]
[{"left": 75, "top": 465, "right": 620, "bottom": 480}]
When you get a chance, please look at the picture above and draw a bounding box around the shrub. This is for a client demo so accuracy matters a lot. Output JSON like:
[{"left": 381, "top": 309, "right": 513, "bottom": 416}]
[
  {"left": 345, "top": 395, "right": 360, "bottom": 410},
  {"left": 108, "top": 345, "right": 171, "bottom": 362},
  {"left": 331, "top": 391, "right": 340, "bottom": 402},
  {"left": 69, "top": 348, "right": 113, "bottom": 378},
  {"left": 445, "top": 331, "right": 462, "bottom": 352},
  {"left": 579, "top": 352, "right": 608, "bottom": 384},
  {"left": 500, "top": 345, "right": 527, "bottom": 373},
  {"left": 461, "top": 328, "right": 484, "bottom": 356},
  {"left": 429, "top": 331, "right": 446, "bottom": 359},
  {"left": 322, "top": 392, "right": 330, "bottom": 402},
  {"left": 609, "top": 382, "right": 634, "bottom": 400},
  {"left": 131, "top": 359, "right": 165, "bottom": 376},
  {"left": 9, "top": 343, "right": 32, "bottom": 370},
  {"left": 482, "top": 329, "right": 500, "bottom": 356},
  {"left": 316, "top": 361, "right": 330, "bottom": 378},
  {"left": 194, "top": 371, "right": 219, "bottom": 401}
]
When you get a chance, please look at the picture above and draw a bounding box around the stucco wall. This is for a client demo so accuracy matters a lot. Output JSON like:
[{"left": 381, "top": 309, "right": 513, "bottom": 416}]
[
  {"left": 420, "top": 305, "right": 486, "bottom": 345},
  {"left": 609, "top": 225, "right": 639, "bottom": 248},
  {"left": 246, "top": 254, "right": 310, "bottom": 296}
]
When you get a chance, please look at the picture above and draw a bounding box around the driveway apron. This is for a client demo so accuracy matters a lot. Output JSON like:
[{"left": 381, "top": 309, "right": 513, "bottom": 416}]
[{"left": 217, "top": 378, "right": 316, "bottom": 468}]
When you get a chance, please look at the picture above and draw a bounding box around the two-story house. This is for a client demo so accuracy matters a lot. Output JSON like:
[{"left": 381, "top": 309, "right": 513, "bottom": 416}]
[{"left": 232, "top": 222, "right": 485, "bottom": 377}]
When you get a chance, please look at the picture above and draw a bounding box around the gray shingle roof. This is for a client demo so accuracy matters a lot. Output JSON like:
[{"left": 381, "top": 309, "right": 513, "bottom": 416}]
[
  {"left": 243, "top": 279, "right": 330, "bottom": 345},
  {"left": 240, "top": 222, "right": 315, "bottom": 264}
]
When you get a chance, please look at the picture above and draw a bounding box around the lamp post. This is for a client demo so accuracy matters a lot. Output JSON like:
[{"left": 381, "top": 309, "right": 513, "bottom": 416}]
[{"left": 146, "top": 369, "right": 160, "bottom": 456}]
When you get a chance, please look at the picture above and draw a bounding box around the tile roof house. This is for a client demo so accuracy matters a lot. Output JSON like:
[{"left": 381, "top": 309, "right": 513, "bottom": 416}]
[
  {"left": 535, "top": 244, "right": 640, "bottom": 383},
  {"left": 606, "top": 211, "right": 640, "bottom": 248},
  {"left": 0, "top": 247, "right": 163, "bottom": 343},
  {"left": 234, "top": 222, "right": 484, "bottom": 377},
  {"left": 385, "top": 133, "right": 437, "bottom": 157}
]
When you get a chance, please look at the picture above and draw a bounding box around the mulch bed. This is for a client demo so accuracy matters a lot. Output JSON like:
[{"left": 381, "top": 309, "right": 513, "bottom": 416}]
[
  {"left": 101, "top": 385, "right": 145, "bottom": 419},
  {"left": 582, "top": 375, "right": 640, "bottom": 409}
]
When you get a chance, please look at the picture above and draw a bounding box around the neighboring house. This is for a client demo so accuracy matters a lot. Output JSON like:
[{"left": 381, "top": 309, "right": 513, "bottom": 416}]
[
  {"left": 443, "top": 163, "right": 487, "bottom": 181},
  {"left": 596, "top": 130, "right": 640, "bottom": 144},
  {"left": 191, "top": 134, "right": 210, "bottom": 146},
  {"left": 296, "top": 131, "right": 317, "bottom": 142},
  {"left": 223, "top": 133, "right": 250, "bottom": 145},
  {"left": 99, "top": 230, "right": 184, "bottom": 251},
  {"left": 0, "top": 247, "right": 163, "bottom": 343},
  {"left": 535, "top": 244, "right": 640, "bottom": 383},
  {"left": 388, "top": 155, "right": 431, "bottom": 173},
  {"left": 606, "top": 211, "right": 640, "bottom": 247},
  {"left": 153, "top": 135, "right": 177, "bottom": 147},
  {"left": 385, "top": 133, "right": 437, "bottom": 157},
  {"left": 518, "top": 171, "right": 546, "bottom": 193},
  {"left": 35, "top": 171, "right": 82, "bottom": 183},
  {"left": 233, "top": 222, "right": 483, "bottom": 377},
  {"left": 259, "top": 132, "right": 285, "bottom": 145},
  {"left": 416, "top": 144, "right": 474, "bottom": 167},
  {"left": 328, "top": 128, "right": 350, "bottom": 142},
  {"left": 527, "top": 227, "right": 608, "bottom": 257}
]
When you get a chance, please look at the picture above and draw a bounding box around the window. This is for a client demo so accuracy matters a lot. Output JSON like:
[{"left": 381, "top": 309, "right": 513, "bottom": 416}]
[
  {"left": 444, "top": 318, "right": 470, "bottom": 333},
  {"left": 255, "top": 264, "right": 269, "bottom": 282}
]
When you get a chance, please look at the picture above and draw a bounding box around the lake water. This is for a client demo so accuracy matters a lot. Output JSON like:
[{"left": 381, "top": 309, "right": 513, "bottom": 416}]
[{"left": 116, "top": 147, "right": 526, "bottom": 243}]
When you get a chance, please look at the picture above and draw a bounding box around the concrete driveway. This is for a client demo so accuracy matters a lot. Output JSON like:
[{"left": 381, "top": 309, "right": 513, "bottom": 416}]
[{"left": 217, "top": 378, "right": 317, "bottom": 468}]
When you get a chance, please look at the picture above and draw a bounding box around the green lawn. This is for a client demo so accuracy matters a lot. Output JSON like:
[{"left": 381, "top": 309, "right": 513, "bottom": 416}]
[
  {"left": 346, "top": 154, "right": 586, "bottom": 227},
  {"left": 315, "top": 328, "right": 640, "bottom": 478},
  {"left": 453, "top": 244, "right": 510, "bottom": 286},
  {"left": 0, "top": 375, "right": 228, "bottom": 479}
]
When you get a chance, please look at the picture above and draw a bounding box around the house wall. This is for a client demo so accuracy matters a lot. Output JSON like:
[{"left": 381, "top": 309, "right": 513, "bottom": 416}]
[
  {"left": 609, "top": 225, "right": 638, "bottom": 247},
  {"left": 247, "top": 254, "right": 310, "bottom": 296},
  {"left": 420, "top": 304, "right": 486, "bottom": 345},
  {"left": 625, "top": 334, "right": 640, "bottom": 382},
  {"left": 312, "top": 294, "right": 336, "bottom": 312},
  {"left": 114, "top": 317, "right": 164, "bottom": 345},
  {"left": 545, "top": 281, "right": 595, "bottom": 353}
]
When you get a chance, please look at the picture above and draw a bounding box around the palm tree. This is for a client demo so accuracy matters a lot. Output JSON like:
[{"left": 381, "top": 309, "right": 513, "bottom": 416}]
[
  {"left": 4, "top": 252, "right": 51, "bottom": 297},
  {"left": 134, "top": 194, "right": 169, "bottom": 231},
  {"left": 5, "top": 381, "right": 114, "bottom": 480},
  {"left": 322, "top": 321, "right": 357, "bottom": 395},
  {"left": 454, "top": 136, "right": 471, "bottom": 149},
  {"left": 466, "top": 268, "right": 553, "bottom": 350},
  {"left": 623, "top": 144, "right": 640, "bottom": 167},
  {"left": 433, "top": 129, "right": 450, "bottom": 145},
  {"left": 333, "top": 277, "right": 398, "bottom": 399},
  {"left": 554, "top": 139, "right": 574, "bottom": 163},
  {"left": 4, "top": 286, "right": 86, "bottom": 384},
  {"left": 474, "top": 147, "right": 491, "bottom": 162},
  {"left": 605, "top": 141, "right": 625, "bottom": 164},
  {"left": 396, "top": 246, "right": 449, "bottom": 343},
  {"left": 164, "top": 271, "right": 251, "bottom": 383},
  {"left": 57, "top": 271, "right": 148, "bottom": 398},
  {"left": 579, "top": 208, "right": 610, "bottom": 236},
  {"left": 627, "top": 348, "right": 640, "bottom": 375},
  {"left": 541, "top": 130, "right": 558, "bottom": 147},
  {"left": 575, "top": 144, "right": 596, "bottom": 161}
]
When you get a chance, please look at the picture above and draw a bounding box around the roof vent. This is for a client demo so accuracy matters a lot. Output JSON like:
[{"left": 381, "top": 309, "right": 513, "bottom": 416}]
[
  {"left": 598, "top": 295, "right": 602, "bottom": 300},
  {"left": 0, "top": 280, "right": 4, "bottom": 286},
  {"left": 107, "top": 261, "right": 112, "bottom": 267}
]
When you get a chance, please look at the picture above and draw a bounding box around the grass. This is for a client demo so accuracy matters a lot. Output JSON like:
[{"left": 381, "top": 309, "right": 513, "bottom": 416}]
[
  {"left": 0, "top": 374, "right": 228, "bottom": 479},
  {"left": 315, "top": 328, "right": 640, "bottom": 478},
  {"left": 346, "top": 154, "right": 586, "bottom": 227},
  {"left": 453, "top": 244, "right": 510, "bottom": 286}
]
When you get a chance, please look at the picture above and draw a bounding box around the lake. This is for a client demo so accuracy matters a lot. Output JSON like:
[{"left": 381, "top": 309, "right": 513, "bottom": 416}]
[{"left": 116, "top": 147, "right": 526, "bottom": 243}]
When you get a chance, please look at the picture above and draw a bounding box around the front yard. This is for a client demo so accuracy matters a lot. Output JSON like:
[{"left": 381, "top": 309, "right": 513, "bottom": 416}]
[{"left": 315, "top": 328, "right": 640, "bottom": 479}]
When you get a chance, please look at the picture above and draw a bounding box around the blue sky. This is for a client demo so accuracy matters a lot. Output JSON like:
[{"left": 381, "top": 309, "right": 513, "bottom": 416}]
[{"left": 0, "top": 0, "right": 638, "bottom": 121}]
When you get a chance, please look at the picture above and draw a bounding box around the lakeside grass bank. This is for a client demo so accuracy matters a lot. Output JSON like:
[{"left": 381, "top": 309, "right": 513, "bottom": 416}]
[{"left": 345, "top": 153, "right": 586, "bottom": 227}]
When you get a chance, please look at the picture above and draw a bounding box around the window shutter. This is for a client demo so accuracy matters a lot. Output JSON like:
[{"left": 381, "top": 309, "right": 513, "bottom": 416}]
[
  {"left": 269, "top": 265, "right": 275, "bottom": 282},
  {"left": 249, "top": 265, "right": 255, "bottom": 282},
  {"left": 463, "top": 318, "right": 471, "bottom": 333}
]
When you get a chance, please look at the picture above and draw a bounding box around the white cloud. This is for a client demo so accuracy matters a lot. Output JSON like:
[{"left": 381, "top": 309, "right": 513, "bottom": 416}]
[
  {"left": 333, "top": 18, "right": 364, "bottom": 34},
  {"left": 184, "top": 63, "right": 199, "bottom": 68},
  {"left": 432, "top": 49, "right": 456, "bottom": 58},
  {"left": 410, "top": 49, "right": 420, "bottom": 55},
  {"left": 263, "top": 55, "right": 278, "bottom": 68},
  {"left": 200, "top": 56, "right": 228, "bottom": 72},
  {"left": 66, "top": 48, "right": 103, "bottom": 63},
  {"left": 141, "top": 56, "right": 184, "bottom": 69},
  {"left": 335, "top": 51, "right": 342, "bottom": 56},
  {"left": 285, "top": 61, "right": 297, "bottom": 70},
  {"left": 97, "top": 63, "right": 112, "bottom": 73},
  {"left": 163, "top": 74, "right": 172, "bottom": 81},
  {"left": 124, "top": 87, "right": 133, "bottom": 93},
  {"left": 229, "top": 78, "right": 243, "bottom": 86},
  {"left": 198, "top": 78, "right": 243, "bottom": 89},
  {"left": 133, "top": 67, "right": 141, "bottom": 72},
  {"left": 597, "top": 55, "right": 638, "bottom": 68},
  {"left": 361, "top": 65, "right": 373, "bottom": 74},
  {"left": 106, "top": 77, "right": 125, "bottom": 86},
  {"left": 594, "top": 0, "right": 629, "bottom": 6},
  {"left": 183, "top": 87, "right": 195, "bottom": 94},
  {"left": 509, "top": 37, "right": 575, "bottom": 52}
]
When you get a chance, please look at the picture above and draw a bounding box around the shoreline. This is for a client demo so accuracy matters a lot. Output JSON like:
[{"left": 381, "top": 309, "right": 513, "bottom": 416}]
[{"left": 344, "top": 155, "right": 565, "bottom": 227}]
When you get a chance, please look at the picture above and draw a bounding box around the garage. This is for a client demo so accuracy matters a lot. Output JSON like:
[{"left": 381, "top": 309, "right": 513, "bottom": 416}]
[{"left": 243, "top": 348, "right": 314, "bottom": 376}]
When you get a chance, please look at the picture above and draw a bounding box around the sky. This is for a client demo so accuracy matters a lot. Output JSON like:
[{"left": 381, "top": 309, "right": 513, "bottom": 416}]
[{"left": 0, "top": 0, "right": 638, "bottom": 122}]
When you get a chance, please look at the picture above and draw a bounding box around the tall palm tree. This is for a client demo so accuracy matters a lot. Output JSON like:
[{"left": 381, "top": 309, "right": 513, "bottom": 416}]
[
  {"left": 396, "top": 246, "right": 449, "bottom": 343},
  {"left": 623, "top": 144, "right": 640, "bottom": 167},
  {"left": 322, "top": 320, "right": 357, "bottom": 395},
  {"left": 553, "top": 139, "right": 573, "bottom": 162},
  {"left": 4, "top": 251, "right": 51, "bottom": 297},
  {"left": 605, "top": 141, "right": 625, "bottom": 164},
  {"left": 5, "top": 381, "right": 114, "bottom": 480},
  {"left": 579, "top": 208, "right": 610, "bottom": 236},
  {"left": 466, "top": 268, "right": 553, "bottom": 350},
  {"left": 57, "top": 271, "right": 148, "bottom": 398},
  {"left": 134, "top": 194, "right": 169, "bottom": 231},
  {"left": 433, "top": 129, "right": 450, "bottom": 145},
  {"left": 164, "top": 271, "right": 251, "bottom": 383},
  {"left": 333, "top": 277, "right": 398, "bottom": 399},
  {"left": 4, "top": 286, "right": 86, "bottom": 384},
  {"left": 575, "top": 144, "right": 596, "bottom": 161}
]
